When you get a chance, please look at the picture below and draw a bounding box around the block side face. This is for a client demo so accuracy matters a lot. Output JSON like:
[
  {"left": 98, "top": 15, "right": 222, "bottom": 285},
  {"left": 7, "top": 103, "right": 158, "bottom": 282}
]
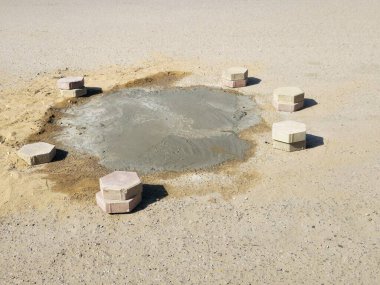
[
  {"left": 274, "top": 93, "right": 304, "bottom": 103},
  {"left": 17, "top": 151, "right": 33, "bottom": 165},
  {"left": 272, "top": 131, "right": 291, "bottom": 143},
  {"left": 96, "top": 192, "right": 110, "bottom": 213},
  {"left": 107, "top": 193, "right": 142, "bottom": 213},
  {"left": 290, "top": 132, "right": 306, "bottom": 143},
  {"left": 223, "top": 67, "right": 248, "bottom": 80},
  {"left": 57, "top": 77, "right": 85, "bottom": 90},
  {"left": 273, "top": 100, "right": 304, "bottom": 112},
  {"left": 293, "top": 101, "right": 304, "bottom": 111},
  {"left": 109, "top": 202, "right": 130, "bottom": 213},
  {"left": 99, "top": 177, "right": 105, "bottom": 190},
  {"left": 101, "top": 181, "right": 142, "bottom": 200},
  {"left": 60, "top": 87, "right": 87, "bottom": 98},
  {"left": 272, "top": 121, "right": 306, "bottom": 141},
  {"left": 122, "top": 183, "right": 143, "bottom": 200},
  {"left": 101, "top": 189, "right": 123, "bottom": 200},
  {"left": 130, "top": 193, "right": 142, "bottom": 211},
  {"left": 33, "top": 148, "right": 56, "bottom": 165},
  {"left": 273, "top": 140, "right": 306, "bottom": 152},
  {"left": 223, "top": 79, "right": 247, "bottom": 88},
  {"left": 273, "top": 132, "right": 305, "bottom": 143}
]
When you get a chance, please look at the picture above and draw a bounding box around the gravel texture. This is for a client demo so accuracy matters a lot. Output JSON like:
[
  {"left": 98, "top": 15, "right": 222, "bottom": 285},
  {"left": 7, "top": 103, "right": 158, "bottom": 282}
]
[{"left": 0, "top": 0, "right": 379, "bottom": 284}]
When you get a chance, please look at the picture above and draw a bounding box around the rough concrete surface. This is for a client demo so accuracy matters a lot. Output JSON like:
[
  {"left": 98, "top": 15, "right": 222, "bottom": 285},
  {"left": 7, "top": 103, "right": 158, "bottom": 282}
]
[
  {"left": 56, "top": 86, "right": 260, "bottom": 173},
  {"left": 0, "top": 0, "right": 379, "bottom": 284}
]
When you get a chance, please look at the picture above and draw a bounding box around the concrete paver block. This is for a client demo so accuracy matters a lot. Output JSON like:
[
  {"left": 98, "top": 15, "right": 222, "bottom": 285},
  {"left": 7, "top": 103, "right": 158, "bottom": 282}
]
[
  {"left": 96, "top": 191, "right": 142, "bottom": 214},
  {"left": 223, "top": 67, "right": 248, "bottom": 81},
  {"left": 100, "top": 171, "right": 142, "bottom": 200},
  {"left": 60, "top": 87, "right": 87, "bottom": 98},
  {"left": 273, "top": 100, "right": 304, "bottom": 112},
  {"left": 272, "top": 121, "right": 306, "bottom": 143},
  {"left": 273, "top": 140, "right": 306, "bottom": 152},
  {"left": 223, "top": 79, "right": 247, "bottom": 88},
  {"left": 273, "top": 87, "right": 304, "bottom": 103},
  {"left": 18, "top": 142, "right": 56, "bottom": 165},
  {"left": 57, "top": 76, "right": 84, "bottom": 90}
]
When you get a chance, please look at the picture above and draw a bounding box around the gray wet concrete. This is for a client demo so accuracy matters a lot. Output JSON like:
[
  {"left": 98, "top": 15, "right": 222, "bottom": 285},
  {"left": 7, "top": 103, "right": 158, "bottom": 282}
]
[{"left": 56, "top": 86, "right": 261, "bottom": 173}]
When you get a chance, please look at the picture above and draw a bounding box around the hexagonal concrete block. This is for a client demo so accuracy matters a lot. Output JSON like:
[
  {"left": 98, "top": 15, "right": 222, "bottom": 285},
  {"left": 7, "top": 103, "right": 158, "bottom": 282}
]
[
  {"left": 57, "top": 76, "right": 84, "bottom": 90},
  {"left": 273, "top": 100, "right": 304, "bottom": 112},
  {"left": 222, "top": 67, "right": 248, "bottom": 81},
  {"left": 96, "top": 191, "right": 142, "bottom": 214},
  {"left": 60, "top": 87, "right": 87, "bottom": 98},
  {"left": 273, "top": 140, "right": 306, "bottom": 152},
  {"left": 100, "top": 171, "right": 142, "bottom": 200},
  {"left": 273, "top": 87, "right": 304, "bottom": 103},
  {"left": 272, "top": 121, "right": 306, "bottom": 143},
  {"left": 223, "top": 79, "right": 247, "bottom": 88},
  {"left": 17, "top": 142, "right": 56, "bottom": 165}
]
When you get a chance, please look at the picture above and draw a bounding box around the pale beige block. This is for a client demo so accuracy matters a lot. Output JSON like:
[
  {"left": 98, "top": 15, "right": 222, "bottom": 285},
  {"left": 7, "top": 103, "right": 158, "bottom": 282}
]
[
  {"left": 223, "top": 79, "right": 247, "bottom": 88},
  {"left": 60, "top": 87, "right": 87, "bottom": 98},
  {"left": 96, "top": 192, "right": 142, "bottom": 214},
  {"left": 57, "top": 76, "right": 84, "bottom": 90},
  {"left": 273, "top": 140, "right": 306, "bottom": 152},
  {"left": 17, "top": 142, "right": 56, "bottom": 165},
  {"left": 222, "top": 67, "right": 248, "bottom": 81},
  {"left": 100, "top": 171, "right": 142, "bottom": 200},
  {"left": 272, "top": 121, "right": 306, "bottom": 143},
  {"left": 273, "top": 100, "right": 304, "bottom": 112},
  {"left": 273, "top": 87, "right": 304, "bottom": 103}
]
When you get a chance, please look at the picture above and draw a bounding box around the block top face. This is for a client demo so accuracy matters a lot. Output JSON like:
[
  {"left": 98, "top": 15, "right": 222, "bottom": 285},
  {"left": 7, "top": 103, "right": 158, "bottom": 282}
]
[
  {"left": 272, "top": 120, "right": 306, "bottom": 143},
  {"left": 58, "top": 76, "right": 84, "bottom": 84},
  {"left": 57, "top": 76, "right": 84, "bottom": 90},
  {"left": 100, "top": 171, "right": 141, "bottom": 191},
  {"left": 273, "top": 87, "right": 304, "bottom": 103},
  {"left": 18, "top": 142, "right": 55, "bottom": 157},
  {"left": 223, "top": 67, "right": 248, "bottom": 81}
]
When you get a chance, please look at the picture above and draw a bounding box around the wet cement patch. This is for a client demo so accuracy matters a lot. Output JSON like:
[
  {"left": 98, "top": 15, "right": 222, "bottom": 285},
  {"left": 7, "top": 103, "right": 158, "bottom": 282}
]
[{"left": 55, "top": 86, "right": 260, "bottom": 173}]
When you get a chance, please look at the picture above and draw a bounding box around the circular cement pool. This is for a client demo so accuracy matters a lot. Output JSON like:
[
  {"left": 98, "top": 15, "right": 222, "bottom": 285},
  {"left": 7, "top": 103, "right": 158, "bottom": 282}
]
[{"left": 56, "top": 86, "right": 260, "bottom": 173}]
